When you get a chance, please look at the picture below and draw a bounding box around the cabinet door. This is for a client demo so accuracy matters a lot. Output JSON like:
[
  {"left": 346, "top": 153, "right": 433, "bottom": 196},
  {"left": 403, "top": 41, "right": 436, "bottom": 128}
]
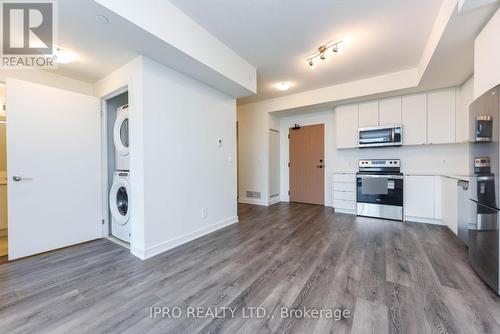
[
  {"left": 379, "top": 96, "right": 402, "bottom": 125},
  {"left": 428, "top": 88, "right": 456, "bottom": 144},
  {"left": 404, "top": 176, "right": 434, "bottom": 219},
  {"left": 433, "top": 176, "right": 442, "bottom": 220},
  {"left": 358, "top": 101, "right": 379, "bottom": 128},
  {"left": 456, "top": 79, "right": 474, "bottom": 143},
  {"left": 336, "top": 104, "right": 358, "bottom": 149},
  {"left": 402, "top": 93, "right": 427, "bottom": 145}
]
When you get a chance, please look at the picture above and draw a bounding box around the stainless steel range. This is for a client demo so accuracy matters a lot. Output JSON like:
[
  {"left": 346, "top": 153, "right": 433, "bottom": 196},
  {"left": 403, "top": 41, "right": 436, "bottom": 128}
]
[{"left": 356, "top": 159, "right": 403, "bottom": 221}]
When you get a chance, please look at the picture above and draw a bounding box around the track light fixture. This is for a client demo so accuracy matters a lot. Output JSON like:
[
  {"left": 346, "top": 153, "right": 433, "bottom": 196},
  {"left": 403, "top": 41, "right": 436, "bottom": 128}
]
[{"left": 306, "top": 39, "right": 343, "bottom": 69}]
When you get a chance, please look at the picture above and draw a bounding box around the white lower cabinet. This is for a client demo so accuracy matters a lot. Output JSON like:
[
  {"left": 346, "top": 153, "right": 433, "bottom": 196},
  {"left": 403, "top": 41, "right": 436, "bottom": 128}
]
[
  {"left": 404, "top": 175, "right": 459, "bottom": 233},
  {"left": 404, "top": 176, "right": 435, "bottom": 220},
  {"left": 332, "top": 173, "right": 356, "bottom": 214},
  {"left": 404, "top": 175, "right": 443, "bottom": 224}
]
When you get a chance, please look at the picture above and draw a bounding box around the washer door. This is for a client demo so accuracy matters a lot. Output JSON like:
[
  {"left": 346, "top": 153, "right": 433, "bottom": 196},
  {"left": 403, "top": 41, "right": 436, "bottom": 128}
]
[
  {"left": 113, "top": 108, "right": 129, "bottom": 157},
  {"left": 109, "top": 178, "right": 130, "bottom": 225}
]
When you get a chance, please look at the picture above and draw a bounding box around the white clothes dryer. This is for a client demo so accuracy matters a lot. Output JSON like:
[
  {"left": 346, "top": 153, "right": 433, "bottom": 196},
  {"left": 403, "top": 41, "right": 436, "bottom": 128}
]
[{"left": 113, "top": 105, "right": 129, "bottom": 171}]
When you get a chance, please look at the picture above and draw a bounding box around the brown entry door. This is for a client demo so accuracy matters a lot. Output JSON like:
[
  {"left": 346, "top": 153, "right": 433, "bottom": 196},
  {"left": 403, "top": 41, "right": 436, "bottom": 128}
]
[{"left": 289, "top": 124, "right": 324, "bottom": 205}]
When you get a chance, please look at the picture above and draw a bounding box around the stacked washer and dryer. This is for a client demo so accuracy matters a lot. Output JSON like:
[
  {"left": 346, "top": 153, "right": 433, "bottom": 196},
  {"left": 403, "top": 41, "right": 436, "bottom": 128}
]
[{"left": 109, "top": 104, "right": 131, "bottom": 243}]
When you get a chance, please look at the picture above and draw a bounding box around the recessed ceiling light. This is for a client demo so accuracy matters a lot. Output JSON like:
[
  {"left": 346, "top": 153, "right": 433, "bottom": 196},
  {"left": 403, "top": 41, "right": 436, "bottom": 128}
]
[
  {"left": 53, "top": 47, "right": 77, "bottom": 64},
  {"left": 95, "top": 15, "right": 109, "bottom": 24},
  {"left": 275, "top": 82, "right": 291, "bottom": 91}
]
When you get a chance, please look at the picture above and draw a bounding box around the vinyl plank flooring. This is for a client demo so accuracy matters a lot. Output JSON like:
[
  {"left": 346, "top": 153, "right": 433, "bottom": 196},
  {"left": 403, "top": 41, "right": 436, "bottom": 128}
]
[
  {"left": 0, "top": 203, "right": 499, "bottom": 334},
  {"left": 351, "top": 298, "right": 389, "bottom": 334}
]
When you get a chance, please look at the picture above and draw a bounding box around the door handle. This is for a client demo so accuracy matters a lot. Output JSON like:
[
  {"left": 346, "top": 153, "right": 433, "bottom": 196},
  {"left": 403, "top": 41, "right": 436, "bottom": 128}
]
[
  {"left": 12, "top": 175, "right": 33, "bottom": 182},
  {"left": 316, "top": 165, "right": 324, "bottom": 168}
]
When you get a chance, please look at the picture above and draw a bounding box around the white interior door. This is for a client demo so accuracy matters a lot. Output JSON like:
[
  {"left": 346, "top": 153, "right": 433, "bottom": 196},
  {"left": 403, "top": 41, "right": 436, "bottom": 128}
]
[{"left": 6, "top": 78, "right": 102, "bottom": 260}]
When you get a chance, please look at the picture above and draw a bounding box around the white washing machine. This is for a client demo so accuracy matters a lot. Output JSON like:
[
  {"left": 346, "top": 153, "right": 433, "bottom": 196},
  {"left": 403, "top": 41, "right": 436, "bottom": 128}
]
[
  {"left": 110, "top": 171, "right": 130, "bottom": 243},
  {"left": 113, "top": 105, "right": 129, "bottom": 171}
]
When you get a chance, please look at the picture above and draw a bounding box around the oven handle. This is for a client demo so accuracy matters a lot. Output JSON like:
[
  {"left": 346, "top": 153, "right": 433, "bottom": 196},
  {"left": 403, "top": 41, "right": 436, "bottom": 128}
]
[{"left": 357, "top": 175, "right": 404, "bottom": 179}]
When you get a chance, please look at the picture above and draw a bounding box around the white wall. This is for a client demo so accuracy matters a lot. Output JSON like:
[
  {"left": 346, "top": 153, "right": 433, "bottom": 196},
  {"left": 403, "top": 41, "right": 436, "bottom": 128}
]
[
  {"left": 474, "top": 6, "right": 500, "bottom": 98},
  {"left": 138, "top": 57, "right": 237, "bottom": 259},
  {"left": 278, "top": 110, "right": 469, "bottom": 207},
  {"left": 237, "top": 103, "right": 270, "bottom": 205}
]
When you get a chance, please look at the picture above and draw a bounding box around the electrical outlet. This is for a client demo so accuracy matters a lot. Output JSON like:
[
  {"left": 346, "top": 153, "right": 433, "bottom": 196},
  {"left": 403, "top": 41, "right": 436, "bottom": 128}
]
[{"left": 201, "top": 208, "right": 207, "bottom": 219}]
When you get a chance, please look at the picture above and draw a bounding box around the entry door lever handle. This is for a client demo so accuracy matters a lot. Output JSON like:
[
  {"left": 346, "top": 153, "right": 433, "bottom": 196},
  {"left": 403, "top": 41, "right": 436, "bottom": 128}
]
[
  {"left": 316, "top": 165, "right": 324, "bottom": 168},
  {"left": 12, "top": 175, "right": 33, "bottom": 182}
]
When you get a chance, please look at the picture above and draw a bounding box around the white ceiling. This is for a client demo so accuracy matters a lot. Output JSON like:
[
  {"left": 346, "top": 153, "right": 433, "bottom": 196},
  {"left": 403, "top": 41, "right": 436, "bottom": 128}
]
[
  {"left": 48, "top": 0, "right": 138, "bottom": 82},
  {"left": 169, "top": 0, "right": 444, "bottom": 104}
]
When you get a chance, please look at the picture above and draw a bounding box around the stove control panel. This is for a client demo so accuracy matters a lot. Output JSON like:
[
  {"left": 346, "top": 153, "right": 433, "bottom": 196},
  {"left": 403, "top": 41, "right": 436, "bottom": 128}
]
[{"left": 358, "top": 159, "right": 401, "bottom": 168}]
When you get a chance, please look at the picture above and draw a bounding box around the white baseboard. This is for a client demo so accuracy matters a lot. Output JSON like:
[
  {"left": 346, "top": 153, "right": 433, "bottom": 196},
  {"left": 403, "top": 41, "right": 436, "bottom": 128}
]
[
  {"left": 131, "top": 216, "right": 239, "bottom": 260},
  {"left": 404, "top": 216, "right": 445, "bottom": 226},
  {"left": 107, "top": 235, "right": 130, "bottom": 249},
  {"left": 268, "top": 196, "right": 280, "bottom": 206},
  {"left": 334, "top": 208, "right": 356, "bottom": 215},
  {"left": 238, "top": 198, "right": 268, "bottom": 206}
]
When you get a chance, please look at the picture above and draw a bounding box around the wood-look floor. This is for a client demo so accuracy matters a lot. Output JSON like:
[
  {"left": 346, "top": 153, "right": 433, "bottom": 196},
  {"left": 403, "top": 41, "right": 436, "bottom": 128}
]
[{"left": 1, "top": 203, "right": 500, "bottom": 333}]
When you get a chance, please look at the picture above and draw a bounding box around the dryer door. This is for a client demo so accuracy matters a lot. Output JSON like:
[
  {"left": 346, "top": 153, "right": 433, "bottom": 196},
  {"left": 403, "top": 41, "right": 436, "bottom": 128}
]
[
  {"left": 110, "top": 178, "right": 130, "bottom": 225},
  {"left": 113, "top": 107, "right": 129, "bottom": 157}
]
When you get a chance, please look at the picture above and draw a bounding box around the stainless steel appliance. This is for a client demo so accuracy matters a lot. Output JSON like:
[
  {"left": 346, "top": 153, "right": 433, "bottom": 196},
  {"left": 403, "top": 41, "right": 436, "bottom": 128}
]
[
  {"left": 358, "top": 125, "right": 402, "bottom": 148},
  {"left": 475, "top": 157, "right": 491, "bottom": 174},
  {"left": 356, "top": 159, "right": 403, "bottom": 221},
  {"left": 476, "top": 115, "right": 493, "bottom": 142},
  {"left": 467, "top": 84, "right": 500, "bottom": 295}
]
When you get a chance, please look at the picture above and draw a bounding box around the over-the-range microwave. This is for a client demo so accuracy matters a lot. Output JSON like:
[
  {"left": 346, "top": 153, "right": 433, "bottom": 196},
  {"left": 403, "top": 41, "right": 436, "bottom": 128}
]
[{"left": 358, "top": 125, "right": 402, "bottom": 148}]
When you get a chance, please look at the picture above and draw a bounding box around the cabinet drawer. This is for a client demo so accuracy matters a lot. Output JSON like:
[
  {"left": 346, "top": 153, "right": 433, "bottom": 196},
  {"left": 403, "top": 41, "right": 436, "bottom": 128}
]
[
  {"left": 333, "top": 182, "right": 356, "bottom": 192},
  {"left": 333, "top": 174, "right": 355, "bottom": 183},
  {"left": 333, "top": 191, "right": 356, "bottom": 201},
  {"left": 333, "top": 199, "right": 356, "bottom": 210}
]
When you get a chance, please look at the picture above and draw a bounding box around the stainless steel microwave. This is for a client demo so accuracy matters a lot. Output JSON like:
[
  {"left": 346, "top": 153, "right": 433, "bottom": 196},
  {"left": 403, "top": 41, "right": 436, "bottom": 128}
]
[{"left": 358, "top": 125, "right": 402, "bottom": 148}]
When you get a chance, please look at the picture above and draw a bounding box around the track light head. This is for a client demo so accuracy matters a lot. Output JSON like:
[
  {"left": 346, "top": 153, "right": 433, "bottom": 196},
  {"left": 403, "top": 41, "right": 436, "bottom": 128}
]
[{"left": 320, "top": 52, "right": 326, "bottom": 60}]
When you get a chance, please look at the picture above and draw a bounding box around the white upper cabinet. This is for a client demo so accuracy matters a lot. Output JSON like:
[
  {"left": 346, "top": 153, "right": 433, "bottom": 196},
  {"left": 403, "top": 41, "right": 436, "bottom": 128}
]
[
  {"left": 379, "top": 96, "right": 402, "bottom": 125},
  {"left": 456, "top": 78, "right": 474, "bottom": 143},
  {"left": 335, "top": 85, "right": 466, "bottom": 150},
  {"left": 427, "top": 88, "right": 456, "bottom": 144},
  {"left": 336, "top": 104, "right": 358, "bottom": 149},
  {"left": 402, "top": 93, "right": 427, "bottom": 145},
  {"left": 358, "top": 101, "right": 379, "bottom": 128}
]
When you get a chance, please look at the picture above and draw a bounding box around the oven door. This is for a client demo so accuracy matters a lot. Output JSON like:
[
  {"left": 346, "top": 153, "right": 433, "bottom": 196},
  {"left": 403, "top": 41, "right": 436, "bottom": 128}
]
[
  {"left": 356, "top": 174, "right": 404, "bottom": 220},
  {"left": 359, "top": 126, "right": 400, "bottom": 147}
]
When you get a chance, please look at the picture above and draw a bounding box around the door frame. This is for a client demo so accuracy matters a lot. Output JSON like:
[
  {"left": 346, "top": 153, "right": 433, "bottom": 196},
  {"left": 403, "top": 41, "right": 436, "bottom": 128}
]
[
  {"left": 99, "top": 85, "right": 128, "bottom": 239},
  {"left": 281, "top": 119, "right": 329, "bottom": 206}
]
